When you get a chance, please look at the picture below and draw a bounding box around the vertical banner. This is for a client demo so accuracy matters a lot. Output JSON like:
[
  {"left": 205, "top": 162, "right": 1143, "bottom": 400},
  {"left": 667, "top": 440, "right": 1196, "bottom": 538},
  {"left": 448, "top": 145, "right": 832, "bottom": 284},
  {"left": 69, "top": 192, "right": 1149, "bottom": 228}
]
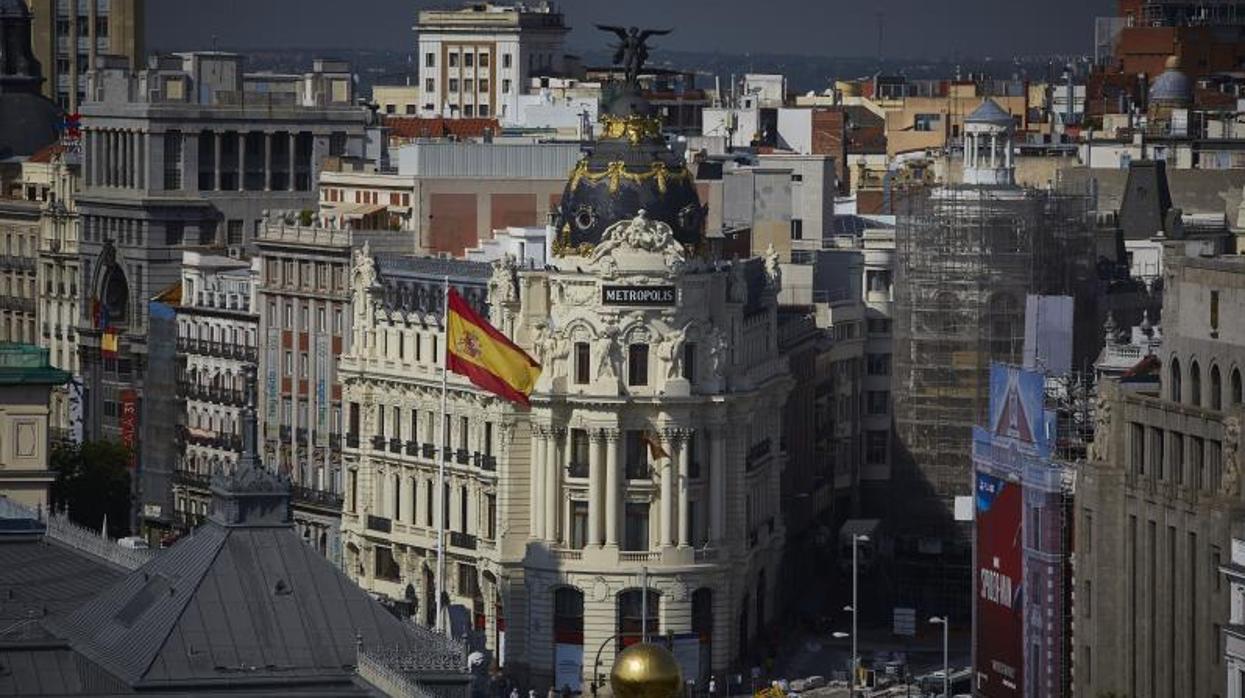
[
  {"left": 265, "top": 327, "right": 280, "bottom": 434},
  {"left": 315, "top": 334, "right": 329, "bottom": 445},
  {"left": 554, "top": 643, "right": 583, "bottom": 693},
  {"left": 119, "top": 389, "right": 138, "bottom": 468},
  {"left": 974, "top": 469, "right": 1023, "bottom": 697}
]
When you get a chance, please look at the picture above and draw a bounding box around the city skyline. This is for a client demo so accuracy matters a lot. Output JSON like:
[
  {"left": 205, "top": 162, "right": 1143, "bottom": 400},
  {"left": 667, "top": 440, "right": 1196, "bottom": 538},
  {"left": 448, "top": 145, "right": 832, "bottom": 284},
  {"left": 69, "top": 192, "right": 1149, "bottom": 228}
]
[{"left": 147, "top": 0, "right": 1117, "bottom": 59}]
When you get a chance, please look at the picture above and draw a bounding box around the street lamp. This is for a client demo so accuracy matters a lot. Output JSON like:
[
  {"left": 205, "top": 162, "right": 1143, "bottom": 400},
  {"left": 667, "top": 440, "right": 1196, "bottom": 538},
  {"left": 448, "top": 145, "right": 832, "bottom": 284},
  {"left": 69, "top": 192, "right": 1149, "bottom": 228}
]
[
  {"left": 929, "top": 616, "right": 949, "bottom": 698},
  {"left": 850, "top": 534, "right": 869, "bottom": 696}
]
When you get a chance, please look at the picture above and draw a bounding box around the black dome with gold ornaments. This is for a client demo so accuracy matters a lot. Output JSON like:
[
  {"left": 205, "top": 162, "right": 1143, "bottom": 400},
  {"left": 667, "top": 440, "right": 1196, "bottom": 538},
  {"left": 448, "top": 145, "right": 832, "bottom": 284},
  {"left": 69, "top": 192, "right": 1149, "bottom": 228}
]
[{"left": 553, "top": 26, "right": 704, "bottom": 256}]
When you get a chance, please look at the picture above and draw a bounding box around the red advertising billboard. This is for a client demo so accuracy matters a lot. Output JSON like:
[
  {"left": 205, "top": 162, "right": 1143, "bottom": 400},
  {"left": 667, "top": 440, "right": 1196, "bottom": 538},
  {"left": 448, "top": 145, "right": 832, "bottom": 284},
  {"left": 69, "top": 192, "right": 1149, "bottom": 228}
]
[
  {"left": 975, "top": 466, "right": 1023, "bottom": 696},
  {"left": 119, "top": 389, "right": 138, "bottom": 468}
]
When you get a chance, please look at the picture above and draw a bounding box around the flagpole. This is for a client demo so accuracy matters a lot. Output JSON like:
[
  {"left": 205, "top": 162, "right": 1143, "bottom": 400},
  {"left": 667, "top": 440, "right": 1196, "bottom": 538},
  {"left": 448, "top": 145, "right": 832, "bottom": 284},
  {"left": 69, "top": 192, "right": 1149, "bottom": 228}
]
[{"left": 436, "top": 275, "right": 450, "bottom": 638}]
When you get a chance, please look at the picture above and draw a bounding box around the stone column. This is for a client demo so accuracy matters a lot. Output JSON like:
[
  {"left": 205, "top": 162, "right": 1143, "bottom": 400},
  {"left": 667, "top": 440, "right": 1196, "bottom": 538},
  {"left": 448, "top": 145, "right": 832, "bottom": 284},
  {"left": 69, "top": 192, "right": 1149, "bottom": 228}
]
[
  {"left": 532, "top": 426, "right": 546, "bottom": 539},
  {"left": 288, "top": 131, "right": 297, "bottom": 191},
  {"left": 605, "top": 429, "right": 619, "bottom": 547},
  {"left": 403, "top": 474, "right": 415, "bottom": 523},
  {"left": 546, "top": 427, "right": 562, "bottom": 542},
  {"left": 238, "top": 131, "right": 247, "bottom": 191},
  {"left": 107, "top": 131, "right": 114, "bottom": 187},
  {"left": 710, "top": 426, "right": 725, "bottom": 544},
  {"left": 677, "top": 429, "right": 691, "bottom": 548},
  {"left": 264, "top": 132, "right": 273, "bottom": 191},
  {"left": 660, "top": 430, "right": 676, "bottom": 548},
  {"left": 587, "top": 429, "right": 603, "bottom": 547},
  {"left": 213, "top": 131, "right": 223, "bottom": 191},
  {"left": 130, "top": 130, "right": 138, "bottom": 188}
]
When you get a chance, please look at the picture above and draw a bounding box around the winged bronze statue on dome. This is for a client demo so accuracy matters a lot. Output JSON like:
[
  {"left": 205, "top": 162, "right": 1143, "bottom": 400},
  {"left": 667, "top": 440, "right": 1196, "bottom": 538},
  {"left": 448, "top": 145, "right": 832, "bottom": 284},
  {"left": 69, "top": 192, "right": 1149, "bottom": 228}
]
[{"left": 595, "top": 25, "right": 672, "bottom": 87}]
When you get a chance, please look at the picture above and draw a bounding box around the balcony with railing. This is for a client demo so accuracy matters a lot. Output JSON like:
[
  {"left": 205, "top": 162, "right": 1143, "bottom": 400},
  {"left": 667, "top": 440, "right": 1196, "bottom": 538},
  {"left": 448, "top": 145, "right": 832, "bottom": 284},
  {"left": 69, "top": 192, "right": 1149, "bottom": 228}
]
[
  {"left": 176, "top": 380, "right": 246, "bottom": 408},
  {"left": 449, "top": 531, "right": 477, "bottom": 550},
  {"left": 176, "top": 337, "right": 259, "bottom": 363}
]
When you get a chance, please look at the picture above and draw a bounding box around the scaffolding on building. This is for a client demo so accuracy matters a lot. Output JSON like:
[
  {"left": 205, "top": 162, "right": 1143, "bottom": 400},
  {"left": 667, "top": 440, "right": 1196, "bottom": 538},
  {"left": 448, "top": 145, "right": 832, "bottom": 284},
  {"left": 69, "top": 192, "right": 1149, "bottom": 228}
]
[{"left": 893, "top": 183, "right": 1096, "bottom": 522}]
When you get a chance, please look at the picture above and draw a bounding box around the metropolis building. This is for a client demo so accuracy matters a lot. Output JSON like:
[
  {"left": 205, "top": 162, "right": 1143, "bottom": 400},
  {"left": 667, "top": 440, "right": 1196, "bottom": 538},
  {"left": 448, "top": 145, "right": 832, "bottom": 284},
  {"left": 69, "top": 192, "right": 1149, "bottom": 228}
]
[{"left": 340, "top": 76, "right": 791, "bottom": 687}]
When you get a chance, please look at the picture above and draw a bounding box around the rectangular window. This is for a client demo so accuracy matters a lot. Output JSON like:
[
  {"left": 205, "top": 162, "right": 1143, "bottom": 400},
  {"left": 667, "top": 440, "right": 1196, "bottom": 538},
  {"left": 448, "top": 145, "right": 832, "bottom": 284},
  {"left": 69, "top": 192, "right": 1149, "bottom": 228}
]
[
  {"left": 377, "top": 404, "right": 386, "bottom": 437},
  {"left": 866, "top": 390, "right": 889, "bottom": 415},
  {"left": 485, "top": 493, "right": 496, "bottom": 539},
  {"left": 424, "top": 77, "right": 435, "bottom": 94},
  {"left": 479, "top": 52, "right": 490, "bottom": 68},
  {"left": 449, "top": 78, "right": 459, "bottom": 93},
  {"left": 1150, "top": 428, "right": 1164, "bottom": 479},
  {"left": 163, "top": 131, "right": 183, "bottom": 190},
  {"left": 623, "top": 502, "right": 649, "bottom": 551},
  {"left": 914, "top": 113, "right": 941, "bottom": 132},
  {"left": 464, "top": 52, "right": 474, "bottom": 68},
  {"left": 448, "top": 52, "right": 458, "bottom": 68},
  {"left": 300, "top": 352, "right": 309, "bottom": 378},
  {"left": 425, "top": 52, "right": 435, "bottom": 68},
  {"left": 484, "top": 422, "right": 493, "bottom": 456},
  {"left": 503, "top": 54, "right": 512, "bottom": 69},
  {"left": 865, "top": 430, "right": 888, "bottom": 465},
  {"left": 459, "top": 416, "right": 469, "bottom": 451},
  {"left": 570, "top": 501, "right": 588, "bottom": 549},
  {"left": 790, "top": 219, "right": 803, "bottom": 240},
  {"left": 1211, "top": 290, "right": 1220, "bottom": 332},
  {"left": 1131, "top": 422, "right": 1146, "bottom": 476},
  {"left": 479, "top": 78, "right": 489, "bottom": 93},
  {"left": 503, "top": 78, "right": 512, "bottom": 94},
  {"left": 284, "top": 351, "right": 292, "bottom": 376},
  {"left": 626, "top": 431, "right": 651, "bottom": 480},
  {"left": 867, "top": 353, "right": 891, "bottom": 376},
  {"left": 570, "top": 428, "right": 589, "bottom": 477},
  {"left": 628, "top": 344, "right": 649, "bottom": 386},
  {"left": 683, "top": 342, "right": 697, "bottom": 381},
  {"left": 575, "top": 342, "right": 590, "bottom": 384},
  {"left": 464, "top": 79, "right": 474, "bottom": 93}
]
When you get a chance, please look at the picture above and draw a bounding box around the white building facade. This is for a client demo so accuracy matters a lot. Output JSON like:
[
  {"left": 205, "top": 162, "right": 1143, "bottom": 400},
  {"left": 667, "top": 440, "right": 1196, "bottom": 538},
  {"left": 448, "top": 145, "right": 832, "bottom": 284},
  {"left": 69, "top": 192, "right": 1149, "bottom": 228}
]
[
  {"left": 415, "top": 2, "right": 568, "bottom": 122},
  {"left": 340, "top": 213, "right": 791, "bottom": 688},
  {"left": 173, "top": 252, "right": 259, "bottom": 528}
]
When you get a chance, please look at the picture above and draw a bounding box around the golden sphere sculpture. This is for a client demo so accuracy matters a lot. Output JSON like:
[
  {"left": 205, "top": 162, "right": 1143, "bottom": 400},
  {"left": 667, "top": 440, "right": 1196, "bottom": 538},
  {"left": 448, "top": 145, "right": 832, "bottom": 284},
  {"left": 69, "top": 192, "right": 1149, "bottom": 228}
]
[{"left": 609, "top": 642, "right": 683, "bottom": 698}]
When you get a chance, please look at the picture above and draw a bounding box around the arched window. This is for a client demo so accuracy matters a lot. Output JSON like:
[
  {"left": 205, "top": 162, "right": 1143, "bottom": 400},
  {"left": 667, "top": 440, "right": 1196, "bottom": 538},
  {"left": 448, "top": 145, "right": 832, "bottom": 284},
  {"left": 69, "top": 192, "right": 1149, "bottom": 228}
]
[
  {"left": 692, "top": 588, "right": 714, "bottom": 683},
  {"left": 1211, "top": 364, "right": 1223, "bottom": 410},
  {"left": 617, "top": 588, "right": 660, "bottom": 647},
  {"left": 554, "top": 587, "right": 584, "bottom": 638},
  {"left": 1169, "top": 357, "right": 1182, "bottom": 403},
  {"left": 1233, "top": 368, "right": 1242, "bottom": 406},
  {"left": 1190, "top": 360, "right": 1202, "bottom": 407}
]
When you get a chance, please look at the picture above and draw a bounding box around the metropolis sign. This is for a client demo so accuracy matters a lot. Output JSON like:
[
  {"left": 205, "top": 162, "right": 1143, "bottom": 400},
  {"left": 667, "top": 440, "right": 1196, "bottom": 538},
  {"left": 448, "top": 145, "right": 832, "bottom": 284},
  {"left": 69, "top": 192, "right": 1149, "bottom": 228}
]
[{"left": 601, "top": 285, "right": 676, "bottom": 306}]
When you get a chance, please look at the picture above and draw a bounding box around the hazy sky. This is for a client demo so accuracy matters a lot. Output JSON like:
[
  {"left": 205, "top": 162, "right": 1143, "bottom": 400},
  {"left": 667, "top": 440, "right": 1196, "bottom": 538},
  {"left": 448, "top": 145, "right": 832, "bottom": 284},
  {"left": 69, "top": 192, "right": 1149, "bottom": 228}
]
[{"left": 149, "top": 0, "right": 1117, "bottom": 59}]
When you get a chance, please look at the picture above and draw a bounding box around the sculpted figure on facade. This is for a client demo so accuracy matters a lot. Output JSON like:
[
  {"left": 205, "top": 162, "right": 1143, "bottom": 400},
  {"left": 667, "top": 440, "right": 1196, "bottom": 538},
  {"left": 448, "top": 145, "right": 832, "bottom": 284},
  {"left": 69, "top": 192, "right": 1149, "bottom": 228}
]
[
  {"left": 590, "top": 209, "right": 686, "bottom": 271},
  {"left": 658, "top": 322, "right": 689, "bottom": 380},
  {"left": 596, "top": 320, "right": 622, "bottom": 381},
  {"left": 709, "top": 326, "right": 730, "bottom": 377},
  {"left": 489, "top": 253, "right": 519, "bottom": 305},
  {"left": 1089, "top": 391, "right": 1111, "bottom": 463},
  {"left": 1222, "top": 415, "right": 1241, "bottom": 498},
  {"left": 764, "top": 243, "right": 782, "bottom": 291}
]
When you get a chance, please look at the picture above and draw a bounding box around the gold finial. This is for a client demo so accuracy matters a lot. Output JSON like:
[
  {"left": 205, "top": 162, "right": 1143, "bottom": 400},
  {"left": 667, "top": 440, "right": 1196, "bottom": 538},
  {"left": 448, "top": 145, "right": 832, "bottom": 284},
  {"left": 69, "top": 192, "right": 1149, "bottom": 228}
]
[{"left": 609, "top": 643, "right": 684, "bottom": 698}]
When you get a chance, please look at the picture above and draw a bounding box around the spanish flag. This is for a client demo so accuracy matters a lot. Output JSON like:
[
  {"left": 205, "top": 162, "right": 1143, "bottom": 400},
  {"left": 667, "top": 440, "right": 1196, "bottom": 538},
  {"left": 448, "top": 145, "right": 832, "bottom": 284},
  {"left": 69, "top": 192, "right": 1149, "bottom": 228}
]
[{"left": 446, "top": 288, "right": 541, "bottom": 406}]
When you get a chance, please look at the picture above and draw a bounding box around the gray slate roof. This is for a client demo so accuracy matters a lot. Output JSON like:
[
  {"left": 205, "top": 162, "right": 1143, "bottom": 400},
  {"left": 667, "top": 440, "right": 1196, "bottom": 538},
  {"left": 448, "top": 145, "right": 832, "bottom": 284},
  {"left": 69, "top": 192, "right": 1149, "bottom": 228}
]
[
  {"left": 0, "top": 537, "right": 126, "bottom": 642},
  {"left": 965, "top": 98, "right": 1014, "bottom": 126},
  {"left": 45, "top": 520, "right": 455, "bottom": 692}
]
